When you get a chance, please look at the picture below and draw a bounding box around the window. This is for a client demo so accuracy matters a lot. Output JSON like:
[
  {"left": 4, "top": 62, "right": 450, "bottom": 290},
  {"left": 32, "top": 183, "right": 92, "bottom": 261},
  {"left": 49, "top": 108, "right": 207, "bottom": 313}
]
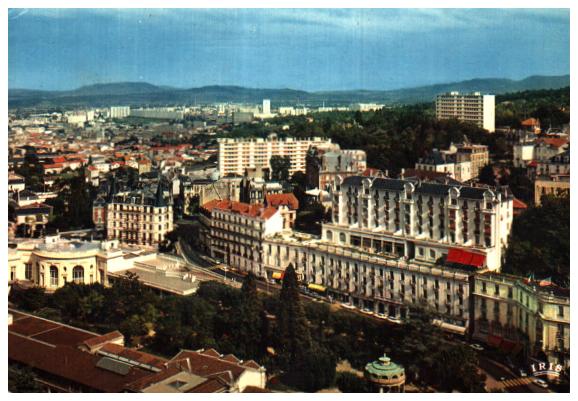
[
  {"left": 73, "top": 266, "right": 84, "bottom": 284},
  {"left": 558, "top": 306, "right": 564, "bottom": 318},
  {"left": 494, "top": 284, "right": 499, "bottom": 296},
  {"left": 25, "top": 263, "right": 32, "bottom": 280},
  {"left": 482, "top": 282, "right": 487, "bottom": 293},
  {"left": 50, "top": 266, "right": 59, "bottom": 287},
  {"left": 507, "top": 287, "right": 513, "bottom": 299}
]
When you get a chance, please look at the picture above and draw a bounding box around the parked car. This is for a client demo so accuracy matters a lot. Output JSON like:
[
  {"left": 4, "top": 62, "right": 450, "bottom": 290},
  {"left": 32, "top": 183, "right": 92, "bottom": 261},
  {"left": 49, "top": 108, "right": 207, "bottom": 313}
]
[
  {"left": 469, "top": 343, "right": 484, "bottom": 351},
  {"left": 533, "top": 379, "right": 548, "bottom": 389}
]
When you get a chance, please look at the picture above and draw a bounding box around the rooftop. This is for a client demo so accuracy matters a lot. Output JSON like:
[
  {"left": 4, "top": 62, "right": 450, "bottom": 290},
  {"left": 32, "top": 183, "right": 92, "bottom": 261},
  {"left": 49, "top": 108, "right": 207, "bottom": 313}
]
[
  {"left": 201, "top": 199, "right": 278, "bottom": 220},
  {"left": 266, "top": 193, "right": 299, "bottom": 210},
  {"left": 365, "top": 353, "right": 405, "bottom": 379}
]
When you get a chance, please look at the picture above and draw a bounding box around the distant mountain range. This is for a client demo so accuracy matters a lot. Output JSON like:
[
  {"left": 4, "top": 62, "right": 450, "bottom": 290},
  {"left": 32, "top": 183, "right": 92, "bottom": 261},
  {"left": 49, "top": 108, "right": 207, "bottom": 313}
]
[{"left": 8, "top": 75, "right": 570, "bottom": 109}]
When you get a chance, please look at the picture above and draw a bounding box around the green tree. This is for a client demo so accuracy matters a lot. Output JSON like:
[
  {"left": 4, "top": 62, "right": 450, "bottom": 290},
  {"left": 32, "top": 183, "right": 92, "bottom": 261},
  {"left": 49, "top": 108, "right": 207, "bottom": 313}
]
[
  {"left": 478, "top": 165, "right": 496, "bottom": 186},
  {"left": 229, "top": 273, "right": 265, "bottom": 358},
  {"left": 276, "top": 264, "right": 312, "bottom": 369},
  {"left": 187, "top": 194, "right": 200, "bottom": 215},
  {"left": 336, "top": 372, "right": 369, "bottom": 393},
  {"left": 8, "top": 286, "right": 47, "bottom": 312},
  {"left": 432, "top": 345, "right": 485, "bottom": 392},
  {"left": 290, "top": 345, "right": 337, "bottom": 392},
  {"left": 270, "top": 155, "right": 291, "bottom": 183},
  {"left": 504, "top": 194, "right": 570, "bottom": 286},
  {"left": 8, "top": 366, "right": 43, "bottom": 393}
]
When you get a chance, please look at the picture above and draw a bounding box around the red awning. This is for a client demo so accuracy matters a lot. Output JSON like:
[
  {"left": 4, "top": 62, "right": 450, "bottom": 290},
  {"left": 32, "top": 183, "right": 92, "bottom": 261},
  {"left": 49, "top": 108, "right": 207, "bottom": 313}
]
[
  {"left": 470, "top": 253, "right": 486, "bottom": 267},
  {"left": 446, "top": 249, "right": 463, "bottom": 264},
  {"left": 458, "top": 252, "right": 474, "bottom": 265},
  {"left": 446, "top": 249, "right": 486, "bottom": 268}
]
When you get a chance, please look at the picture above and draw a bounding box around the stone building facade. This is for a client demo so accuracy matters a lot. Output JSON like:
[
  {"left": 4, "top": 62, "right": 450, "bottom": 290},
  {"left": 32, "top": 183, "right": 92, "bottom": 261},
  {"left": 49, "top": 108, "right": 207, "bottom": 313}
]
[{"left": 472, "top": 273, "right": 570, "bottom": 368}]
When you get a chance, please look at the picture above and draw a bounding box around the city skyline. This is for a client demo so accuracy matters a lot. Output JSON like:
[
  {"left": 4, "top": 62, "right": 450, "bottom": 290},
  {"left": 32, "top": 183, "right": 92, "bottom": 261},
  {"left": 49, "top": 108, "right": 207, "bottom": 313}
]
[{"left": 8, "top": 8, "right": 570, "bottom": 91}]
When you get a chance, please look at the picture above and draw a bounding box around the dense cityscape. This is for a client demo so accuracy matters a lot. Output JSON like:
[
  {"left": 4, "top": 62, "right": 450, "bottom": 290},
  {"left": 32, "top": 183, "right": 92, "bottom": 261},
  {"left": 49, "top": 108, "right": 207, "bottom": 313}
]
[{"left": 7, "top": 7, "right": 571, "bottom": 395}]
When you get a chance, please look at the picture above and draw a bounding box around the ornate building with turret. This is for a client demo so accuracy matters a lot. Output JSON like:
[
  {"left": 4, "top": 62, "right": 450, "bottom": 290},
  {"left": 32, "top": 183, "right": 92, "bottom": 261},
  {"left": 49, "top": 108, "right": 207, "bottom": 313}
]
[{"left": 105, "top": 179, "right": 173, "bottom": 247}]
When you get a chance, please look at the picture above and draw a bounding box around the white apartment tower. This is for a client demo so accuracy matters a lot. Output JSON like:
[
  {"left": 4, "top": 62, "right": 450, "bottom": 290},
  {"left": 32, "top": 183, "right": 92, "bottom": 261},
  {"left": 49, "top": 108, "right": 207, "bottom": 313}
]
[
  {"left": 436, "top": 92, "right": 495, "bottom": 133},
  {"left": 217, "top": 134, "right": 332, "bottom": 177},
  {"left": 262, "top": 99, "right": 271, "bottom": 115},
  {"left": 109, "top": 106, "right": 131, "bottom": 119}
]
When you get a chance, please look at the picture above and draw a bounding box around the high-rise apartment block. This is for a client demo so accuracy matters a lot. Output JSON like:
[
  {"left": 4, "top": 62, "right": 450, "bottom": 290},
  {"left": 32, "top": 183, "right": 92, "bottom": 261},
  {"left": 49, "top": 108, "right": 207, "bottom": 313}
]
[
  {"left": 109, "top": 106, "right": 131, "bottom": 119},
  {"left": 217, "top": 134, "right": 332, "bottom": 177},
  {"left": 262, "top": 99, "right": 271, "bottom": 115},
  {"left": 436, "top": 92, "right": 495, "bottom": 133}
]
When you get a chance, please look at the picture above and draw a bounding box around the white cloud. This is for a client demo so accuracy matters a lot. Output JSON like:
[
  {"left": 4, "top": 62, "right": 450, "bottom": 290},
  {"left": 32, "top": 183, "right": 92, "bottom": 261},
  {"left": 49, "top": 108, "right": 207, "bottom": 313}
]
[{"left": 11, "top": 8, "right": 568, "bottom": 34}]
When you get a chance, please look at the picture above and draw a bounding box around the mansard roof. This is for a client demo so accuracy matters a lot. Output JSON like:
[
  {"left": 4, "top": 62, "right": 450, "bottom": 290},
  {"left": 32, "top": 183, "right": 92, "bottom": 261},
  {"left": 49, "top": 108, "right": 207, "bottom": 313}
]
[{"left": 341, "top": 176, "right": 510, "bottom": 201}]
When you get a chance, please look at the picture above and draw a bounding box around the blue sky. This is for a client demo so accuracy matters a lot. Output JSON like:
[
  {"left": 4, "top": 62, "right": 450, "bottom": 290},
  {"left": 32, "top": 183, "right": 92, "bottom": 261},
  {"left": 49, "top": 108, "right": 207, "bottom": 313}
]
[{"left": 8, "top": 8, "right": 570, "bottom": 91}]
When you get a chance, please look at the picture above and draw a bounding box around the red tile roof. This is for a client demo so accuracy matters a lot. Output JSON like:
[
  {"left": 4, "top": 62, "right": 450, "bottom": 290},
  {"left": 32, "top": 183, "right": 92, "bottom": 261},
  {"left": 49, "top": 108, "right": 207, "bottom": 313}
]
[
  {"left": 16, "top": 202, "right": 52, "bottom": 210},
  {"left": 82, "top": 331, "right": 124, "bottom": 350},
  {"left": 512, "top": 198, "right": 528, "bottom": 210},
  {"left": 9, "top": 310, "right": 265, "bottom": 393},
  {"left": 266, "top": 193, "right": 299, "bottom": 210},
  {"left": 186, "top": 378, "right": 228, "bottom": 393},
  {"left": 43, "top": 163, "right": 64, "bottom": 169},
  {"left": 521, "top": 118, "right": 540, "bottom": 126},
  {"left": 537, "top": 137, "right": 568, "bottom": 149},
  {"left": 222, "top": 354, "right": 241, "bottom": 363},
  {"left": 9, "top": 332, "right": 151, "bottom": 392},
  {"left": 8, "top": 311, "right": 153, "bottom": 392},
  {"left": 169, "top": 349, "right": 263, "bottom": 384},
  {"left": 99, "top": 343, "right": 167, "bottom": 369},
  {"left": 201, "top": 200, "right": 278, "bottom": 220}
]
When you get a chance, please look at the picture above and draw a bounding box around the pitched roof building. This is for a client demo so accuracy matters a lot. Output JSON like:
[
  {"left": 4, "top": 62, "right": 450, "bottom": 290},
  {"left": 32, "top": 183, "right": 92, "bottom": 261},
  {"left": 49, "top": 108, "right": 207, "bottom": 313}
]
[{"left": 8, "top": 309, "right": 267, "bottom": 393}]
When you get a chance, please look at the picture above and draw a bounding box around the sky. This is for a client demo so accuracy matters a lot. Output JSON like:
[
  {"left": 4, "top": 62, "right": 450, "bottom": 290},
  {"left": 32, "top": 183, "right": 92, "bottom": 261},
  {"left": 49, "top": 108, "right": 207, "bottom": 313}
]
[{"left": 8, "top": 8, "right": 570, "bottom": 91}]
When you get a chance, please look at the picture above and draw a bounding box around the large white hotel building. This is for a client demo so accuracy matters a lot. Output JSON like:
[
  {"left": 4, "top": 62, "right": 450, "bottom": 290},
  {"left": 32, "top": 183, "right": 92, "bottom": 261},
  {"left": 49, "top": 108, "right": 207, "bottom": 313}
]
[
  {"left": 217, "top": 134, "right": 332, "bottom": 177},
  {"left": 435, "top": 91, "right": 495, "bottom": 133},
  {"left": 200, "top": 175, "right": 514, "bottom": 331}
]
